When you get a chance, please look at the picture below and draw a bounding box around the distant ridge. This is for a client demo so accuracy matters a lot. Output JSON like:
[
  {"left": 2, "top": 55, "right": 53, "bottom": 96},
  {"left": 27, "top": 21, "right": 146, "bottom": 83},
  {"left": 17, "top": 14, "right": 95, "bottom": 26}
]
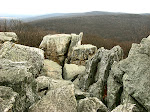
[{"left": 23, "top": 11, "right": 129, "bottom": 22}]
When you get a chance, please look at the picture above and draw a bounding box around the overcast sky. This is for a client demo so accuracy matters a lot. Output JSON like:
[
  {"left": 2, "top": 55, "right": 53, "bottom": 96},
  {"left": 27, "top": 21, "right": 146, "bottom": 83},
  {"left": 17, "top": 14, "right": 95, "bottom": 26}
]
[{"left": 0, "top": 0, "right": 150, "bottom": 15}]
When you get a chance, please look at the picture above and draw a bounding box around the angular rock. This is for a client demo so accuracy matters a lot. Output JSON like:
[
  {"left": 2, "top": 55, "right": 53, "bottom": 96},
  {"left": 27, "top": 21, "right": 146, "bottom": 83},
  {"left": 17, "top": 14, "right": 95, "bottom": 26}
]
[
  {"left": 79, "top": 46, "right": 123, "bottom": 102},
  {"left": 107, "top": 37, "right": 150, "bottom": 111},
  {"left": 77, "top": 97, "right": 108, "bottom": 112},
  {"left": 65, "top": 32, "right": 83, "bottom": 63},
  {"left": 69, "top": 44, "right": 97, "bottom": 65},
  {"left": 111, "top": 103, "right": 139, "bottom": 112},
  {"left": 0, "top": 41, "right": 44, "bottom": 77},
  {"left": 0, "top": 59, "right": 39, "bottom": 111},
  {"left": 0, "top": 32, "right": 18, "bottom": 43},
  {"left": 36, "top": 76, "right": 72, "bottom": 97},
  {"left": 63, "top": 63, "right": 85, "bottom": 80},
  {"left": 39, "top": 34, "right": 71, "bottom": 65},
  {"left": 0, "top": 86, "right": 18, "bottom": 112},
  {"left": 29, "top": 84, "right": 77, "bottom": 112},
  {"left": 40, "top": 59, "right": 62, "bottom": 79},
  {"left": 107, "top": 68, "right": 123, "bottom": 110}
]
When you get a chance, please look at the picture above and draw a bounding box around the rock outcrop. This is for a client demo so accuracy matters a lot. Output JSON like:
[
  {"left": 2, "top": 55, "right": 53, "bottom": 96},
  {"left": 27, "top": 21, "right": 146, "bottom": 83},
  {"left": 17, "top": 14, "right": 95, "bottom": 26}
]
[
  {"left": 107, "top": 37, "right": 150, "bottom": 111},
  {"left": 79, "top": 46, "right": 123, "bottom": 101},
  {"left": 39, "top": 33, "right": 97, "bottom": 66},
  {"left": 1, "top": 32, "right": 150, "bottom": 112}
]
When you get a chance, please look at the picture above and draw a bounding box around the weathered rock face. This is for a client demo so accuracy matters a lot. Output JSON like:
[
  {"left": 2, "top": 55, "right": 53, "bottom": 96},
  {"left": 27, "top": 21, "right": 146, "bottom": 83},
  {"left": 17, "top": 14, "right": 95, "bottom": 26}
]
[
  {"left": 29, "top": 84, "right": 77, "bottom": 112},
  {"left": 111, "top": 103, "right": 139, "bottom": 112},
  {"left": 77, "top": 97, "right": 108, "bottom": 112},
  {"left": 40, "top": 59, "right": 62, "bottom": 79},
  {"left": 107, "top": 62, "right": 123, "bottom": 110},
  {"left": 65, "top": 32, "right": 83, "bottom": 63},
  {"left": 0, "top": 41, "right": 44, "bottom": 77},
  {"left": 35, "top": 76, "right": 72, "bottom": 97},
  {"left": 107, "top": 37, "right": 150, "bottom": 111},
  {"left": 79, "top": 46, "right": 123, "bottom": 101},
  {"left": 39, "top": 34, "right": 72, "bottom": 65},
  {"left": 0, "top": 86, "right": 18, "bottom": 112},
  {"left": 0, "top": 32, "right": 18, "bottom": 43},
  {"left": 0, "top": 59, "right": 39, "bottom": 112},
  {"left": 63, "top": 64, "right": 85, "bottom": 80},
  {"left": 69, "top": 44, "right": 97, "bottom": 65}
]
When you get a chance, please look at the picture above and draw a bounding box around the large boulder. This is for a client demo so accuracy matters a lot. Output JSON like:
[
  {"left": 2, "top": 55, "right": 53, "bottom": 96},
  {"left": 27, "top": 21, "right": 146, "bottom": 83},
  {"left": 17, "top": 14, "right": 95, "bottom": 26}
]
[
  {"left": 79, "top": 46, "right": 123, "bottom": 101},
  {"left": 0, "top": 59, "right": 39, "bottom": 111},
  {"left": 0, "top": 32, "right": 18, "bottom": 43},
  {"left": 69, "top": 44, "right": 97, "bottom": 65},
  {"left": 39, "top": 34, "right": 71, "bottom": 65},
  {"left": 0, "top": 86, "right": 18, "bottom": 112},
  {"left": 63, "top": 63, "right": 85, "bottom": 80},
  {"left": 40, "top": 59, "right": 62, "bottom": 79},
  {"left": 107, "top": 37, "right": 150, "bottom": 111},
  {"left": 29, "top": 84, "right": 77, "bottom": 112},
  {"left": 0, "top": 41, "right": 44, "bottom": 77},
  {"left": 77, "top": 97, "right": 108, "bottom": 112}
]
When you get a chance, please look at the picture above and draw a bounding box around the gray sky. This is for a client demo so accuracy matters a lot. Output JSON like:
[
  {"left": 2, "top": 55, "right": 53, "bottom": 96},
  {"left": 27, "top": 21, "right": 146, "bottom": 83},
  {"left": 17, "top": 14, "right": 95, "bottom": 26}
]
[{"left": 0, "top": 0, "right": 150, "bottom": 15}]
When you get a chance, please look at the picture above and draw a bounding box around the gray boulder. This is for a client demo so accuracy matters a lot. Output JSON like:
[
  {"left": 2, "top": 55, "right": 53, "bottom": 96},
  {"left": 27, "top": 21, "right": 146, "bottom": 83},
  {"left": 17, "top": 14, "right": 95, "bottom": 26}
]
[
  {"left": 77, "top": 97, "right": 108, "bottom": 112},
  {"left": 107, "top": 37, "right": 150, "bottom": 111},
  {"left": 0, "top": 59, "right": 39, "bottom": 111},
  {"left": 111, "top": 103, "right": 139, "bottom": 112},
  {"left": 40, "top": 59, "right": 62, "bottom": 79},
  {"left": 63, "top": 63, "right": 85, "bottom": 80},
  {"left": 69, "top": 44, "right": 97, "bottom": 65},
  {"left": 29, "top": 84, "right": 77, "bottom": 112},
  {"left": 79, "top": 46, "right": 123, "bottom": 102},
  {"left": 39, "top": 34, "right": 71, "bottom": 65},
  {"left": 0, "top": 86, "right": 18, "bottom": 112},
  {"left": 0, "top": 41, "right": 44, "bottom": 77},
  {"left": 0, "top": 32, "right": 18, "bottom": 43}
]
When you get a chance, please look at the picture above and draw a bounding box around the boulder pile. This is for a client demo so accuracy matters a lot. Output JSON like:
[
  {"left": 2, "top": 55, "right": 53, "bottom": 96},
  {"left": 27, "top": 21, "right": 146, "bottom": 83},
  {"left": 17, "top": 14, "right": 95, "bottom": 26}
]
[{"left": 0, "top": 32, "right": 150, "bottom": 112}]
